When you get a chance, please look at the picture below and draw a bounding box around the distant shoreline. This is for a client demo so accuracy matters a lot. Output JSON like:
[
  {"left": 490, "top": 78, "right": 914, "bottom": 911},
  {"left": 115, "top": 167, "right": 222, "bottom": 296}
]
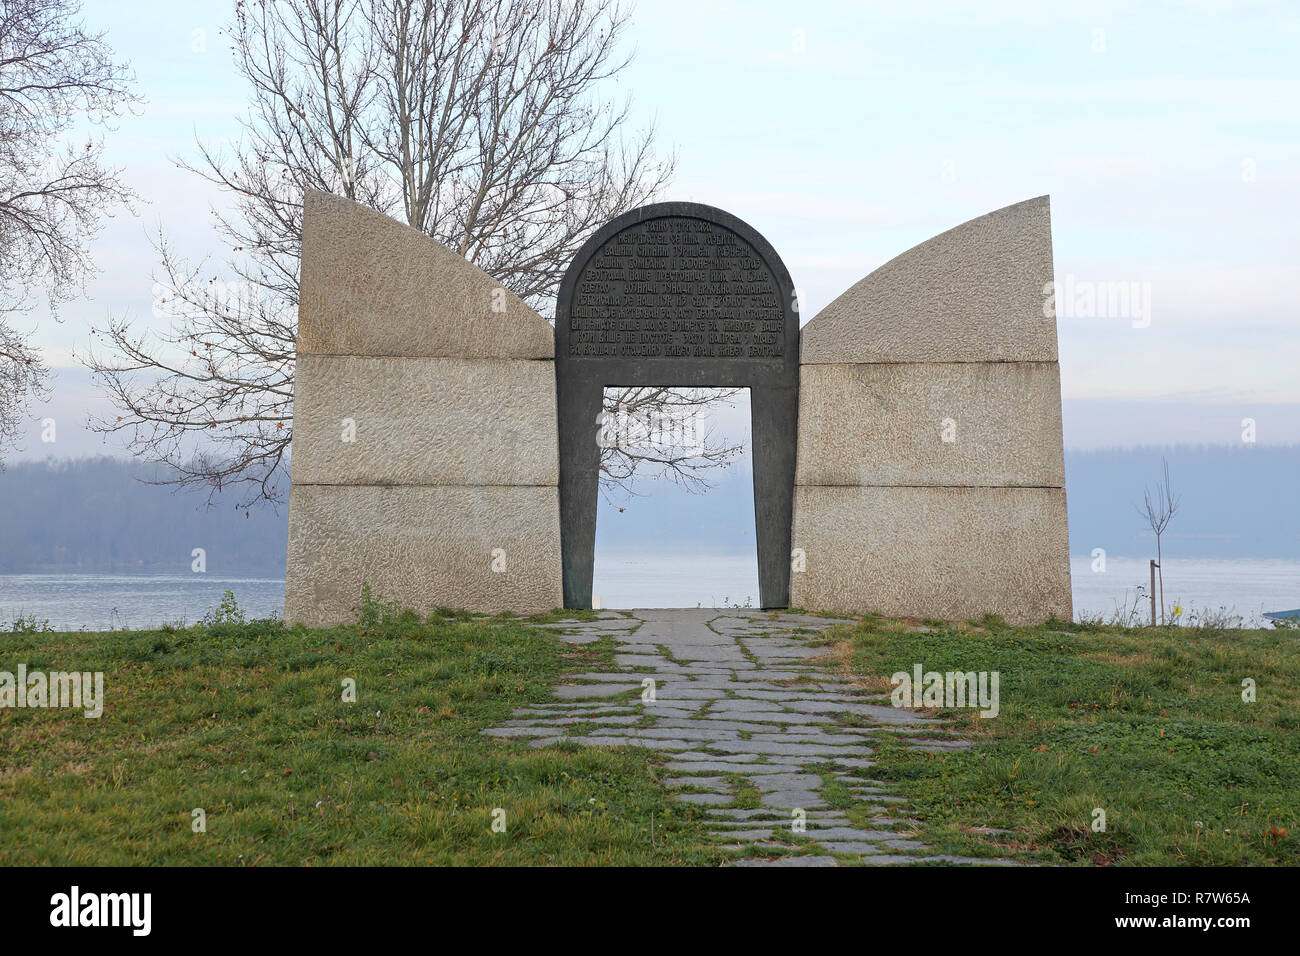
[{"left": 4, "top": 553, "right": 1300, "bottom": 574}]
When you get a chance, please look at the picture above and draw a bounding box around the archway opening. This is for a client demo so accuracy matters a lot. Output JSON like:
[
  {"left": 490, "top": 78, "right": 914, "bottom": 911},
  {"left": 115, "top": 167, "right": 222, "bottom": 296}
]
[{"left": 592, "top": 386, "right": 759, "bottom": 608}]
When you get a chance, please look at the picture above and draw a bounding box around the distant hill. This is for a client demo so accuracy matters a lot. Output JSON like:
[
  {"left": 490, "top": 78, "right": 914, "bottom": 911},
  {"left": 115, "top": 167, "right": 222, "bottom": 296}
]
[
  {"left": 1064, "top": 444, "right": 1299, "bottom": 558},
  {"left": 0, "top": 445, "right": 1295, "bottom": 574},
  {"left": 0, "top": 457, "right": 287, "bottom": 574},
  {"left": 598, "top": 444, "right": 1300, "bottom": 560}
]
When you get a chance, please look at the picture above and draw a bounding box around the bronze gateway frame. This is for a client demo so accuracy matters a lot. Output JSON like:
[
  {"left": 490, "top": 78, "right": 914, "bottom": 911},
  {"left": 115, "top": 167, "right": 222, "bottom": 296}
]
[{"left": 554, "top": 202, "right": 800, "bottom": 609}]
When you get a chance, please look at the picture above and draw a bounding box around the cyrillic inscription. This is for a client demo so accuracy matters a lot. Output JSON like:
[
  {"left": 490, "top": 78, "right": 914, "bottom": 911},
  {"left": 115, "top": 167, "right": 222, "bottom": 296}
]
[{"left": 569, "top": 216, "right": 784, "bottom": 359}]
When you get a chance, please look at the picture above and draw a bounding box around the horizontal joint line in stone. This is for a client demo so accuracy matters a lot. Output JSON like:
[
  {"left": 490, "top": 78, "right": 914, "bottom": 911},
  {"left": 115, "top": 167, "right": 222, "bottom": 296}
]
[
  {"left": 303, "top": 353, "right": 555, "bottom": 362},
  {"left": 292, "top": 482, "right": 559, "bottom": 488},
  {"left": 795, "top": 483, "right": 1066, "bottom": 489},
  {"left": 798, "top": 359, "right": 1061, "bottom": 367}
]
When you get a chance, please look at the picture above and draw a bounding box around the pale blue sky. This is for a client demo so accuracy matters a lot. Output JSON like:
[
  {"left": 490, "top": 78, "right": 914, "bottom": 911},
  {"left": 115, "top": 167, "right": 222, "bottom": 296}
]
[{"left": 15, "top": 0, "right": 1300, "bottom": 457}]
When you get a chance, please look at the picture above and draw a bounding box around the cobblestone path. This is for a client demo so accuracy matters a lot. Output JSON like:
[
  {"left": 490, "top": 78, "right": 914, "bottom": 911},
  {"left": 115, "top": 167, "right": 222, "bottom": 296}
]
[{"left": 485, "top": 608, "right": 1010, "bottom": 866}]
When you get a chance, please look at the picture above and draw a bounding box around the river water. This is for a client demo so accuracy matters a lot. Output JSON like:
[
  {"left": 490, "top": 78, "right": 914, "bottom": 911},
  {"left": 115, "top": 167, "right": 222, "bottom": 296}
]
[{"left": 1, "top": 555, "right": 1296, "bottom": 630}]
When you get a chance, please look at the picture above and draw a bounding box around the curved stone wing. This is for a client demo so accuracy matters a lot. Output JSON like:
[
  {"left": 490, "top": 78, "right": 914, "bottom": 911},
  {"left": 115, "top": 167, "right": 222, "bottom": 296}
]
[
  {"left": 791, "top": 196, "right": 1072, "bottom": 624},
  {"left": 286, "top": 191, "right": 562, "bottom": 625},
  {"left": 801, "top": 195, "right": 1056, "bottom": 364},
  {"left": 297, "top": 189, "right": 554, "bottom": 359}
]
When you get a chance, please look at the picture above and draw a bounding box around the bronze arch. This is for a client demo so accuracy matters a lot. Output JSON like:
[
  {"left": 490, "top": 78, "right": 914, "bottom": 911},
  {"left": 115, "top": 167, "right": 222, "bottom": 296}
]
[{"left": 554, "top": 202, "right": 800, "bottom": 609}]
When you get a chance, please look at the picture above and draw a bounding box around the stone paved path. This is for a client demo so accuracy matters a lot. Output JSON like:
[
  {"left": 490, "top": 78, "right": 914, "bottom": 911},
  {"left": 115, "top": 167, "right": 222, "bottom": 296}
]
[{"left": 485, "top": 609, "right": 1011, "bottom": 866}]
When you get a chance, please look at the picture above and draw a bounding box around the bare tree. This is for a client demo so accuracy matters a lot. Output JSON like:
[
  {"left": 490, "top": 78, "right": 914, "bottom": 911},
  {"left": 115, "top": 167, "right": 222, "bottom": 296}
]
[
  {"left": 0, "top": 0, "right": 136, "bottom": 458},
  {"left": 86, "top": 0, "right": 741, "bottom": 506},
  {"left": 1137, "top": 457, "right": 1180, "bottom": 625},
  {"left": 0, "top": 317, "right": 46, "bottom": 454},
  {"left": 599, "top": 385, "right": 745, "bottom": 497}
]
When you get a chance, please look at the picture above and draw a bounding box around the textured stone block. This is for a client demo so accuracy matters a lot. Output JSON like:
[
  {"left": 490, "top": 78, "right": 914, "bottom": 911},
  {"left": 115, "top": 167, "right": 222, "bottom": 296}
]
[
  {"left": 291, "top": 355, "right": 557, "bottom": 486},
  {"left": 284, "top": 484, "right": 563, "bottom": 625},
  {"left": 790, "top": 485, "right": 1072, "bottom": 624},
  {"left": 801, "top": 196, "right": 1057, "bottom": 364},
  {"left": 297, "top": 190, "right": 553, "bottom": 359},
  {"left": 795, "top": 362, "right": 1065, "bottom": 487}
]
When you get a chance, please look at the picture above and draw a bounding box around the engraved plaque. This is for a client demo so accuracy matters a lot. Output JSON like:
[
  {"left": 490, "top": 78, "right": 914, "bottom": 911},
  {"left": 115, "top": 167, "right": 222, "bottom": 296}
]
[{"left": 567, "top": 216, "right": 786, "bottom": 361}]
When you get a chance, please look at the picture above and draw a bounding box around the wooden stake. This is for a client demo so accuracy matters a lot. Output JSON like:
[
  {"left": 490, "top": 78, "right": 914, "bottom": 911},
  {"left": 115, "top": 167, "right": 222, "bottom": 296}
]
[{"left": 1150, "top": 559, "right": 1157, "bottom": 627}]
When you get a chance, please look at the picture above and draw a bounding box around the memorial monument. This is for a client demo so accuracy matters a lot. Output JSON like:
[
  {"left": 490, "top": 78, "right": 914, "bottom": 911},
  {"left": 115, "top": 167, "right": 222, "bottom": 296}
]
[{"left": 285, "top": 190, "right": 1071, "bottom": 626}]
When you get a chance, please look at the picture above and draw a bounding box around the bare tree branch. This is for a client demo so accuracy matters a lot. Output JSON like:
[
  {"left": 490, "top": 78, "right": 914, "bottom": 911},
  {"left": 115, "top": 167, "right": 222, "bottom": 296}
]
[
  {"left": 598, "top": 385, "right": 745, "bottom": 498},
  {"left": 85, "top": 0, "right": 737, "bottom": 507},
  {"left": 0, "top": 0, "right": 137, "bottom": 458}
]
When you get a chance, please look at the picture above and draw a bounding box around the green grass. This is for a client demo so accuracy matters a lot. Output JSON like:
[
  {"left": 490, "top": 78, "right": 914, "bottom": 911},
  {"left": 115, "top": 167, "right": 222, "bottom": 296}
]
[
  {"left": 0, "top": 601, "right": 722, "bottom": 866},
  {"left": 8, "top": 593, "right": 1296, "bottom": 867},
  {"left": 833, "top": 616, "right": 1300, "bottom": 866}
]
